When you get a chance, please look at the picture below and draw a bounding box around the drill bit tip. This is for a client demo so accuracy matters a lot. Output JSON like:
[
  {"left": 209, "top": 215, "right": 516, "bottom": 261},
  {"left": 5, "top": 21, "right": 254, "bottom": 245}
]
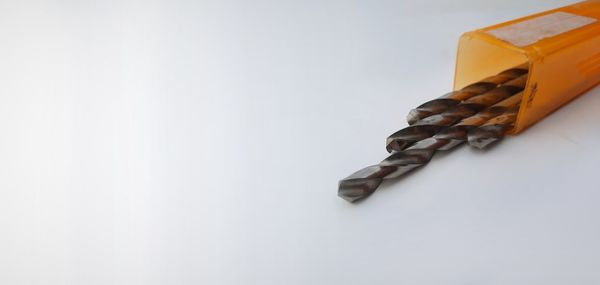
[
  {"left": 338, "top": 179, "right": 382, "bottom": 202},
  {"left": 407, "top": 109, "right": 429, "bottom": 125},
  {"left": 406, "top": 98, "right": 460, "bottom": 125},
  {"left": 338, "top": 165, "right": 395, "bottom": 202}
]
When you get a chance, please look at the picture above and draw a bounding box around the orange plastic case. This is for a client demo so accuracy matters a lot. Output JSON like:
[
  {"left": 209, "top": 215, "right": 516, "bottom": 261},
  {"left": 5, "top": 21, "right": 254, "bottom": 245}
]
[{"left": 454, "top": 0, "right": 600, "bottom": 134}]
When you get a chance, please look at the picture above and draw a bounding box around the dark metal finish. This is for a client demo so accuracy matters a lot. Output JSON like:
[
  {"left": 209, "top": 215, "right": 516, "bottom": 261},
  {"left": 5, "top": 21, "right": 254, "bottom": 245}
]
[
  {"left": 434, "top": 92, "right": 523, "bottom": 150},
  {"left": 387, "top": 74, "right": 527, "bottom": 153},
  {"left": 338, "top": 138, "right": 450, "bottom": 202},
  {"left": 467, "top": 110, "right": 519, "bottom": 149},
  {"left": 406, "top": 64, "right": 528, "bottom": 124},
  {"left": 338, "top": 90, "right": 525, "bottom": 202}
]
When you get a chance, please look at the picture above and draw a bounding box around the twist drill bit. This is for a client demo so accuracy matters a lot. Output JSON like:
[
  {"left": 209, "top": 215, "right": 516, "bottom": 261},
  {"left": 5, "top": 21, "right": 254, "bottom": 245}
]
[
  {"left": 434, "top": 92, "right": 523, "bottom": 150},
  {"left": 338, "top": 138, "right": 450, "bottom": 202},
  {"left": 386, "top": 74, "right": 528, "bottom": 152},
  {"left": 406, "top": 64, "right": 528, "bottom": 125},
  {"left": 467, "top": 109, "right": 519, "bottom": 149},
  {"left": 338, "top": 92, "right": 525, "bottom": 202}
]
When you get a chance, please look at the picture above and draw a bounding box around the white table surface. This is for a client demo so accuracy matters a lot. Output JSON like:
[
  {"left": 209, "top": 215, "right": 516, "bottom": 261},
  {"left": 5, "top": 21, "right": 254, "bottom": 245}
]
[{"left": 1, "top": 0, "right": 599, "bottom": 284}]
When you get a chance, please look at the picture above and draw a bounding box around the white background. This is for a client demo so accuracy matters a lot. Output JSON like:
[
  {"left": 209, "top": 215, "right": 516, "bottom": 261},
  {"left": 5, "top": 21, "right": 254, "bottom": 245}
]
[{"left": 1, "top": 0, "right": 600, "bottom": 284}]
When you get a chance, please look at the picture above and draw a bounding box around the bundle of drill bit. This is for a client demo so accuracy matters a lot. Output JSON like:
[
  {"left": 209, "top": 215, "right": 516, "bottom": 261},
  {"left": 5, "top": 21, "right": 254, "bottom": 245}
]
[{"left": 338, "top": 64, "right": 529, "bottom": 202}]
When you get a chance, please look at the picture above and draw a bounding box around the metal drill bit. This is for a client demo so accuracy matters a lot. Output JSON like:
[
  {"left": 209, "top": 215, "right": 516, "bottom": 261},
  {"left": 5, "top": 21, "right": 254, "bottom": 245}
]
[
  {"left": 434, "top": 92, "right": 523, "bottom": 150},
  {"left": 406, "top": 64, "right": 528, "bottom": 124},
  {"left": 386, "top": 74, "right": 527, "bottom": 152},
  {"left": 338, "top": 92, "right": 525, "bottom": 202},
  {"left": 338, "top": 138, "right": 450, "bottom": 202},
  {"left": 467, "top": 109, "right": 519, "bottom": 149}
]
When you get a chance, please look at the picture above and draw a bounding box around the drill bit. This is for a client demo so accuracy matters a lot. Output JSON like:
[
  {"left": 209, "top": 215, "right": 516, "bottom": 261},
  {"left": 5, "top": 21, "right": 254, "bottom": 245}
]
[
  {"left": 407, "top": 64, "right": 528, "bottom": 125},
  {"left": 338, "top": 92, "right": 524, "bottom": 202},
  {"left": 338, "top": 138, "right": 450, "bottom": 202},
  {"left": 386, "top": 74, "right": 527, "bottom": 152},
  {"left": 467, "top": 109, "right": 520, "bottom": 149}
]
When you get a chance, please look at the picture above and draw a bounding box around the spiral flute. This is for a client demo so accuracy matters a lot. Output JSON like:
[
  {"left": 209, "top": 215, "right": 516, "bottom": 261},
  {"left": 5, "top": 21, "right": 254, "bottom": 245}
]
[
  {"left": 434, "top": 92, "right": 523, "bottom": 150},
  {"left": 338, "top": 92, "right": 524, "bottom": 202},
  {"left": 338, "top": 138, "right": 450, "bottom": 202},
  {"left": 467, "top": 109, "right": 520, "bottom": 149},
  {"left": 386, "top": 74, "right": 527, "bottom": 152},
  {"left": 406, "top": 64, "right": 528, "bottom": 125}
]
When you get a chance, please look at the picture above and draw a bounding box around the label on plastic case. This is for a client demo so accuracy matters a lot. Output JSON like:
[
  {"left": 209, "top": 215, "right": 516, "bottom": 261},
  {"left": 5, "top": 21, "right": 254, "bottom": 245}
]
[{"left": 487, "top": 11, "right": 597, "bottom": 47}]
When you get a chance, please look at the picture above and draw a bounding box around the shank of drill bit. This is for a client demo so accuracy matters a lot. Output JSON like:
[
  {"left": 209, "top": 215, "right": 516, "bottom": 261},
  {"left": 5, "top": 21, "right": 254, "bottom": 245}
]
[
  {"left": 339, "top": 91, "right": 525, "bottom": 202},
  {"left": 406, "top": 64, "right": 528, "bottom": 125},
  {"left": 386, "top": 74, "right": 527, "bottom": 152},
  {"left": 467, "top": 109, "right": 519, "bottom": 149}
]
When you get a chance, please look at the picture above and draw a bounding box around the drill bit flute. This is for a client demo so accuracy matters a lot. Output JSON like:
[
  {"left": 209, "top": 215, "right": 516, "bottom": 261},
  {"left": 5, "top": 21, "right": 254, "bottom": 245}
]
[
  {"left": 434, "top": 92, "right": 523, "bottom": 150},
  {"left": 467, "top": 109, "right": 520, "bottom": 149},
  {"left": 407, "top": 64, "right": 528, "bottom": 124}
]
